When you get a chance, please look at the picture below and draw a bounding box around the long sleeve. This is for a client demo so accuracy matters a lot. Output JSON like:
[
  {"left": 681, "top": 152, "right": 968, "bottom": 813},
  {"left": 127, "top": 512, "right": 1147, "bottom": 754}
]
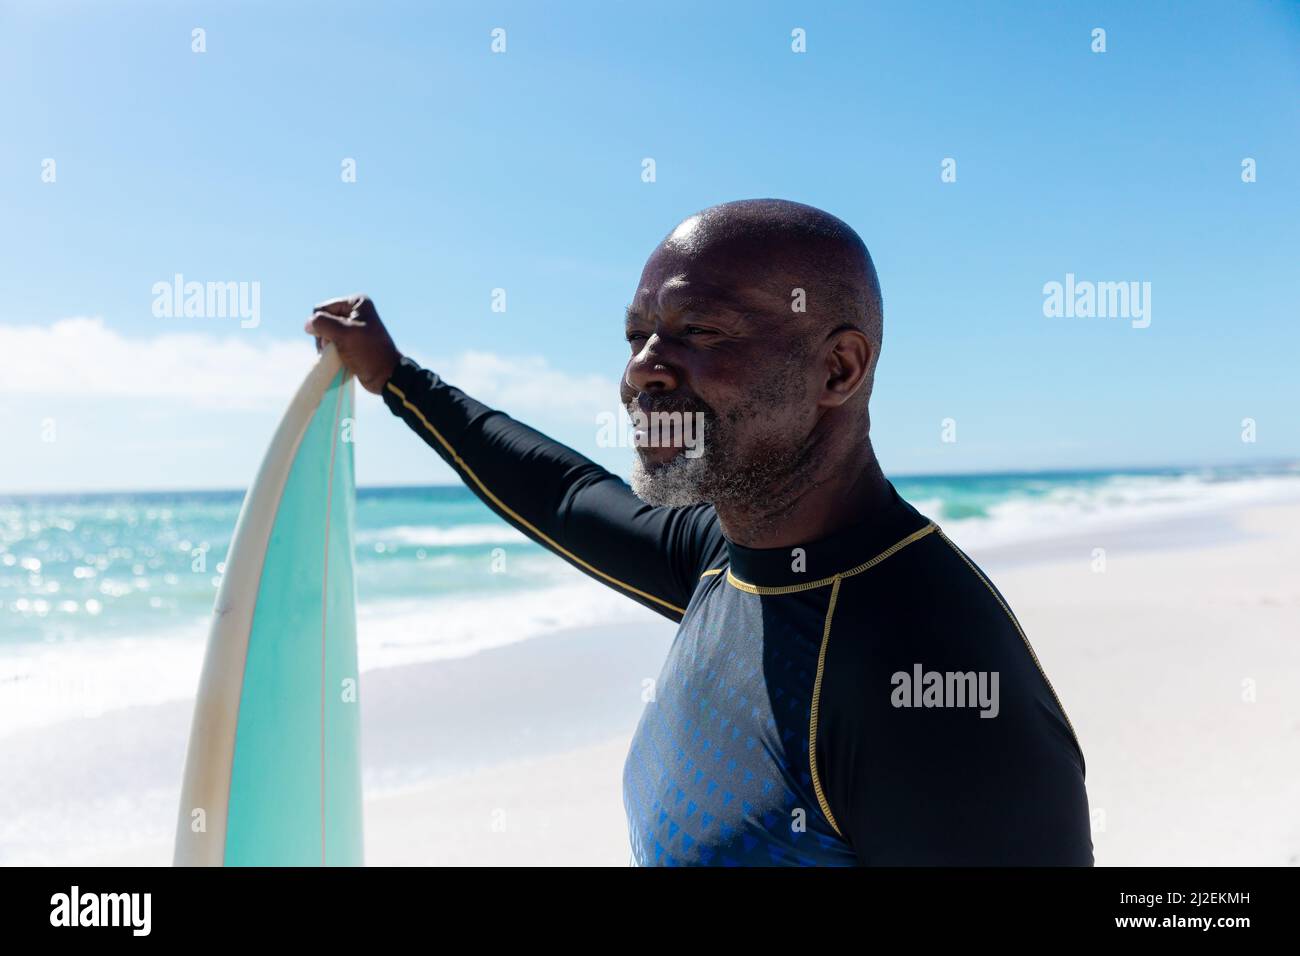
[
  {"left": 816, "top": 526, "right": 1095, "bottom": 865},
  {"left": 381, "top": 356, "right": 725, "bottom": 622}
]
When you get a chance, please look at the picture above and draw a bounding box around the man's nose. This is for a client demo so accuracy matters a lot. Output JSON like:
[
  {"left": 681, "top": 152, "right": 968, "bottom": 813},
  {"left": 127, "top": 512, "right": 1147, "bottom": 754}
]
[{"left": 624, "top": 337, "right": 680, "bottom": 395}]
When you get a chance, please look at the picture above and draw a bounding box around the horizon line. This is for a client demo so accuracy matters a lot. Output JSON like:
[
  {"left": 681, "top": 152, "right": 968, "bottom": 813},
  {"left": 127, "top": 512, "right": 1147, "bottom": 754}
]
[{"left": 2, "top": 458, "right": 1296, "bottom": 500}]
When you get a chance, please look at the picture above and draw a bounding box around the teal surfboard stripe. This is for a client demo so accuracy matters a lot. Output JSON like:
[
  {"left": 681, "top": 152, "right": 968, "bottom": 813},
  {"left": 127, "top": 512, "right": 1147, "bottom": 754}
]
[{"left": 224, "top": 369, "right": 363, "bottom": 866}]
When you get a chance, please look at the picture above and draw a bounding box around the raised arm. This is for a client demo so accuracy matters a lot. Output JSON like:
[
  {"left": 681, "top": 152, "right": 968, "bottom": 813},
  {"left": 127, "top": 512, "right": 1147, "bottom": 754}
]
[{"left": 306, "top": 295, "right": 724, "bottom": 622}]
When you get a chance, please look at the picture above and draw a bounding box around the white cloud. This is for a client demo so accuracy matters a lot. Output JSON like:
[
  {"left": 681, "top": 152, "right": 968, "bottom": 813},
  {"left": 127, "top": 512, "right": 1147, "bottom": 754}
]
[
  {"left": 0, "top": 318, "right": 631, "bottom": 492},
  {"left": 426, "top": 350, "right": 619, "bottom": 422},
  {"left": 0, "top": 317, "right": 312, "bottom": 410},
  {"left": 0, "top": 318, "right": 621, "bottom": 421}
]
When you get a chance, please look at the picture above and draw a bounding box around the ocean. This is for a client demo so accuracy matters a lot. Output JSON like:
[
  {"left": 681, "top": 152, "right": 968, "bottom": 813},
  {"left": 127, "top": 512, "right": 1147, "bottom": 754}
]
[{"left": 2, "top": 462, "right": 1299, "bottom": 738}]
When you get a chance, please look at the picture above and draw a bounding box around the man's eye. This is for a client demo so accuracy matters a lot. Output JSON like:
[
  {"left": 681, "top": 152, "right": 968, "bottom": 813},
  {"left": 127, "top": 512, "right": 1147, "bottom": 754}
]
[{"left": 627, "top": 327, "right": 712, "bottom": 343}]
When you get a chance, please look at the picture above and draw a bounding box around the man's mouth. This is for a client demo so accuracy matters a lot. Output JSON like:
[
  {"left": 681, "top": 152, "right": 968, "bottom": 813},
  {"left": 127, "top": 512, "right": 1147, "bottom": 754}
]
[
  {"left": 634, "top": 438, "right": 684, "bottom": 467},
  {"left": 627, "top": 396, "right": 709, "bottom": 463}
]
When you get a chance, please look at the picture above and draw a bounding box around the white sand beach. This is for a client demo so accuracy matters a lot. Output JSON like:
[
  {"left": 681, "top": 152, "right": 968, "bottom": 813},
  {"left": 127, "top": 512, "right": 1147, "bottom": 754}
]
[
  {"left": 5, "top": 498, "right": 1298, "bottom": 867},
  {"left": 983, "top": 502, "right": 1300, "bottom": 867}
]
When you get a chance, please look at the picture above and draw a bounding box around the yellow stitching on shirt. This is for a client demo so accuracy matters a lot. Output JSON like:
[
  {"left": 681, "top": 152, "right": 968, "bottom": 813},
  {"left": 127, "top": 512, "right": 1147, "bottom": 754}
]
[
  {"left": 936, "top": 529, "right": 1083, "bottom": 753},
  {"left": 810, "top": 575, "right": 844, "bottom": 838},
  {"left": 725, "top": 522, "right": 938, "bottom": 594},
  {"left": 388, "top": 381, "right": 686, "bottom": 617}
]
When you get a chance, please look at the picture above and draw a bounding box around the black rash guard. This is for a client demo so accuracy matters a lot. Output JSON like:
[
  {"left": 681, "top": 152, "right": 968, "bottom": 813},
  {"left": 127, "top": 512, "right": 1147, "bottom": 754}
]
[{"left": 383, "top": 356, "right": 1094, "bottom": 866}]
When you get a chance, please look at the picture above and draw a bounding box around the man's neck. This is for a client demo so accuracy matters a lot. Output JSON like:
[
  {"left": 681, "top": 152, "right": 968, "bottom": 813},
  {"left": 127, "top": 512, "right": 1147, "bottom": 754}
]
[{"left": 715, "top": 447, "right": 892, "bottom": 549}]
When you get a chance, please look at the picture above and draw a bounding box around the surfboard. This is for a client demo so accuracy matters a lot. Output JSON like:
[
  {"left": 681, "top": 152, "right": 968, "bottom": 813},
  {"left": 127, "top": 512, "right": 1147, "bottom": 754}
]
[{"left": 174, "top": 344, "right": 363, "bottom": 866}]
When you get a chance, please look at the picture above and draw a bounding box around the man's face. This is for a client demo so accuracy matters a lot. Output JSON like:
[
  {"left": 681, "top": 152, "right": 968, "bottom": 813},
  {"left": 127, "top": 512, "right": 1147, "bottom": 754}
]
[{"left": 621, "top": 235, "right": 820, "bottom": 508}]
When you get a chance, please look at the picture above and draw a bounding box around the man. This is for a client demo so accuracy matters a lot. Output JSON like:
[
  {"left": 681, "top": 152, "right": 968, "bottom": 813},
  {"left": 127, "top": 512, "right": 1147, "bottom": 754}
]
[{"left": 306, "top": 198, "right": 1093, "bottom": 866}]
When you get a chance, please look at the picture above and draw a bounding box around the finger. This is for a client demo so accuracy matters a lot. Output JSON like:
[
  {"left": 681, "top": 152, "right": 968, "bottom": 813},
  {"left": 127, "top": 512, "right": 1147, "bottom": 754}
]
[
  {"left": 300, "top": 317, "right": 326, "bottom": 353},
  {"left": 312, "top": 295, "right": 361, "bottom": 317},
  {"left": 313, "top": 309, "right": 368, "bottom": 328},
  {"left": 306, "top": 311, "right": 368, "bottom": 340},
  {"left": 304, "top": 315, "right": 344, "bottom": 345}
]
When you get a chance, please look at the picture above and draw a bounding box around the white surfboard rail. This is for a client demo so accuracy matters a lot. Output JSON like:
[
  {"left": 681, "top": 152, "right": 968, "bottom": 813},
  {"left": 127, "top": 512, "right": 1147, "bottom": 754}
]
[{"left": 174, "top": 345, "right": 350, "bottom": 866}]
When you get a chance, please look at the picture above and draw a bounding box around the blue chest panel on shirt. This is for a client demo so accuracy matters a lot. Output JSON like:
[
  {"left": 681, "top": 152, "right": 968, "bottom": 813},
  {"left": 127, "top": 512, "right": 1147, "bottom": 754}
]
[{"left": 622, "top": 575, "right": 857, "bottom": 866}]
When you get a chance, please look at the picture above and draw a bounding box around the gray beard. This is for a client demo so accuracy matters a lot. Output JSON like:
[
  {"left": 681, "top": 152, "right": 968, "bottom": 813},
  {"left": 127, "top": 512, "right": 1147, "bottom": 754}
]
[
  {"left": 628, "top": 421, "right": 817, "bottom": 518},
  {"left": 629, "top": 447, "right": 714, "bottom": 507}
]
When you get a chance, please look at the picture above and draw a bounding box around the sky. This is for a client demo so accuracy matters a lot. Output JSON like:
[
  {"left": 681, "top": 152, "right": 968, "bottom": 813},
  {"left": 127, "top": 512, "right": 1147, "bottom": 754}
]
[{"left": 1, "top": 0, "right": 1297, "bottom": 493}]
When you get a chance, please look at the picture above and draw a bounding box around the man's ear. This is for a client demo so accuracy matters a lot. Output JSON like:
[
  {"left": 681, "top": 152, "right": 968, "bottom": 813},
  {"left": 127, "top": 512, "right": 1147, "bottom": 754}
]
[{"left": 820, "top": 328, "right": 872, "bottom": 408}]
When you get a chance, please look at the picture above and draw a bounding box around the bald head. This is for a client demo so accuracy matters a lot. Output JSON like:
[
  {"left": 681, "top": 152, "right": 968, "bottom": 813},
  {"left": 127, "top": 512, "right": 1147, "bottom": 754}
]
[{"left": 658, "top": 199, "right": 883, "bottom": 364}]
